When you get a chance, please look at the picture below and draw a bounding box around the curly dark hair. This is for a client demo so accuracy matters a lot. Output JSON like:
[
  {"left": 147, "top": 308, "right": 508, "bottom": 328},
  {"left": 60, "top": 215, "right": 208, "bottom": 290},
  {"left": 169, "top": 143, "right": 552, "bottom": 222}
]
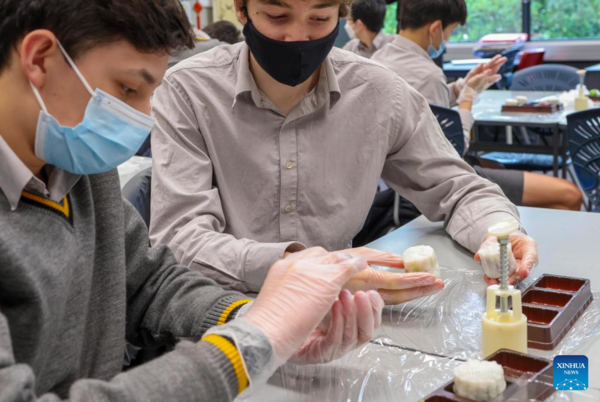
[
  {"left": 204, "top": 21, "right": 241, "bottom": 45},
  {"left": 0, "top": 0, "right": 195, "bottom": 74}
]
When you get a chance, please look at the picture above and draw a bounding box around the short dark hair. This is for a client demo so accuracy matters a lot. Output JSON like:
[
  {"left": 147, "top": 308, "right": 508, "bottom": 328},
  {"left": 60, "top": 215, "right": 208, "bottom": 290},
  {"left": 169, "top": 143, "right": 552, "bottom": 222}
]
[
  {"left": 0, "top": 0, "right": 195, "bottom": 74},
  {"left": 400, "top": 0, "right": 467, "bottom": 30},
  {"left": 350, "top": 0, "right": 387, "bottom": 34},
  {"left": 204, "top": 21, "right": 241, "bottom": 45}
]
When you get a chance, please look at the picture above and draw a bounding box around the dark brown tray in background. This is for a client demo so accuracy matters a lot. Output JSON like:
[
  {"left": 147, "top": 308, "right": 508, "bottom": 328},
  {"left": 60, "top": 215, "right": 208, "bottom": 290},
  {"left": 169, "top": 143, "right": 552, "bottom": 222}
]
[
  {"left": 422, "top": 349, "right": 554, "bottom": 401},
  {"left": 523, "top": 274, "right": 593, "bottom": 350},
  {"left": 501, "top": 103, "right": 563, "bottom": 114}
]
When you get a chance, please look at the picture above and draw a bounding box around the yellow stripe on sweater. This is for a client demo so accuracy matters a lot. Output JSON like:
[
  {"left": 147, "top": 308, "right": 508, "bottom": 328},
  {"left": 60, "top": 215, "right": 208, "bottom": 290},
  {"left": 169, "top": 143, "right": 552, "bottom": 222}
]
[
  {"left": 21, "top": 191, "right": 70, "bottom": 218},
  {"left": 217, "top": 300, "right": 253, "bottom": 325},
  {"left": 202, "top": 334, "right": 249, "bottom": 394}
]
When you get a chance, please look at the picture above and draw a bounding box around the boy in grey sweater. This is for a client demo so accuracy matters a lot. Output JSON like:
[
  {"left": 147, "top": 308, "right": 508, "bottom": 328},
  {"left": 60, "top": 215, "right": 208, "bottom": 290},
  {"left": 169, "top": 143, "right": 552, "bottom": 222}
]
[{"left": 0, "top": 0, "right": 385, "bottom": 400}]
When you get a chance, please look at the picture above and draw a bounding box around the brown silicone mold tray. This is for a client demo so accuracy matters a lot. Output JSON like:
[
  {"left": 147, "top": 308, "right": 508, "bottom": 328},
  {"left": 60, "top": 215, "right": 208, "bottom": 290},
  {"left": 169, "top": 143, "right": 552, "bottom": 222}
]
[
  {"left": 522, "top": 274, "right": 593, "bottom": 350},
  {"left": 502, "top": 103, "right": 563, "bottom": 114},
  {"left": 422, "top": 349, "right": 554, "bottom": 401}
]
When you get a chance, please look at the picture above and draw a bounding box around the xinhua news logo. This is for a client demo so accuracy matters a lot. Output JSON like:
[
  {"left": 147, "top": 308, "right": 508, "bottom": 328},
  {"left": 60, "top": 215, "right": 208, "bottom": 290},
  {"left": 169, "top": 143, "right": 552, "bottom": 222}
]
[{"left": 553, "top": 355, "right": 589, "bottom": 391}]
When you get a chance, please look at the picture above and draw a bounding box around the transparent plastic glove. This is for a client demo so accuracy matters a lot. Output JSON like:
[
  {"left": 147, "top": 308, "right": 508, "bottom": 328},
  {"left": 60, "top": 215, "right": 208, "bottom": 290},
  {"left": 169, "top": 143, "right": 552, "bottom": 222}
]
[
  {"left": 475, "top": 237, "right": 518, "bottom": 279},
  {"left": 466, "top": 55, "right": 507, "bottom": 82},
  {"left": 339, "top": 247, "right": 445, "bottom": 305},
  {"left": 475, "top": 231, "right": 539, "bottom": 285},
  {"left": 243, "top": 247, "right": 368, "bottom": 365},
  {"left": 290, "top": 289, "right": 385, "bottom": 364}
]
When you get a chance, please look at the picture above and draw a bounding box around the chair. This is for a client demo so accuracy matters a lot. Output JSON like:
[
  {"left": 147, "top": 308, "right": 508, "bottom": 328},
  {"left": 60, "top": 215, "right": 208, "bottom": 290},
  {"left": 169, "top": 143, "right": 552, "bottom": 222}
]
[
  {"left": 567, "top": 109, "right": 600, "bottom": 212},
  {"left": 480, "top": 64, "right": 580, "bottom": 174},
  {"left": 429, "top": 104, "right": 465, "bottom": 157},
  {"left": 122, "top": 167, "right": 153, "bottom": 228},
  {"left": 511, "top": 64, "right": 580, "bottom": 91},
  {"left": 496, "top": 48, "right": 521, "bottom": 90},
  {"left": 515, "top": 49, "right": 545, "bottom": 72}
]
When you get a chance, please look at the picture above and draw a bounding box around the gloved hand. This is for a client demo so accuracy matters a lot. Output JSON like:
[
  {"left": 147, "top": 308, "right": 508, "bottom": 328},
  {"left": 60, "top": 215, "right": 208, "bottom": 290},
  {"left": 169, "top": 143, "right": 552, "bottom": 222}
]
[
  {"left": 458, "top": 70, "right": 502, "bottom": 104},
  {"left": 243, "top": 247, "right": 369, "bottom": 365},
  {"left": 339, "top": 247, "right": 445, "bottom": 305},
  {"left": 290, "top": 289, "right": 384, "bottom": 364},
  {"left": 475, "top": 231, "right": 539, "bottom": 285},
  {"left": 463, "top": 55, "right": 507, "bottom": 87}
]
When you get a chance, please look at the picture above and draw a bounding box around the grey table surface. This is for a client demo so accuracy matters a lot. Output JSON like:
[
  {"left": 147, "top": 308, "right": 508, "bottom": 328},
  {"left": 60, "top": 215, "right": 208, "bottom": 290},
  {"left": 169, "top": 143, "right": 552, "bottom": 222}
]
[{"left": 240, "top": 207, "right": 600, "bottom": 402}]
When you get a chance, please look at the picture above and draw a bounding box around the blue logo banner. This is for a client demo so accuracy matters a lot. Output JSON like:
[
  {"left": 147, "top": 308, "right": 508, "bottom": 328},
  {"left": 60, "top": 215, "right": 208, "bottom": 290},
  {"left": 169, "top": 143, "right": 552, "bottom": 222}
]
[{"left": 553, "top": 355, "right": 589, "bottom": 391}]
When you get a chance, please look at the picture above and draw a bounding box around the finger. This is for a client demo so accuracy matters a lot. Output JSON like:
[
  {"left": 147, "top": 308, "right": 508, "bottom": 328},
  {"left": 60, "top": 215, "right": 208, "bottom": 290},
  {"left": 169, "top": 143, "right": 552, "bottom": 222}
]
[
  {"left": 354, "top": 291, "right": 375, "bottom": 345},
  {"left": 346, "top": 270, "right": 438, "bottom": 293},
  {"left": 370, "top": 270, "right": 437, "bottom": 290},
  {"left": 296, "top": 256, "right": 368, "bottom": 290},
  {"left": 364, "top": 253, "right": 404, "bottom": 269},
  {"left": 509, "top": 266, "right": 528, "bottom": 286},
  {"left": 474, "top": 253, "right": 482, "bottom": 263},
  {"left": 350, "top": 248, "right": 404, "bottom": 268},
  {"left": 339, "top": 290, "right": 358, "bottom": 349},
  {"left": 323, "top": 299, "right": 345, "bottom": 349},
  {"left": 368, "top": 290, "right": 384, "bottom": 329},
  {"left": 377, "top": 280, "right": 445, "bottom": 305}
]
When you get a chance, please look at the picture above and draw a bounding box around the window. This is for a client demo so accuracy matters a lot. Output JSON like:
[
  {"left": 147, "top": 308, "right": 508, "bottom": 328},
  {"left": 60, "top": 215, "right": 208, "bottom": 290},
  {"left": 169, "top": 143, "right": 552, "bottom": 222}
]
[
  {"left": 450, "top": 0, "right": 522, "bottom": 43},
  {"left": 440, "top": 0, "right": 600, "bottom": 43},
  {"left": 531, "top": 0, "right": 600, "bottom": 41},
  {"left": 383, "top": 2, "right": 398, "bottom": 35}
]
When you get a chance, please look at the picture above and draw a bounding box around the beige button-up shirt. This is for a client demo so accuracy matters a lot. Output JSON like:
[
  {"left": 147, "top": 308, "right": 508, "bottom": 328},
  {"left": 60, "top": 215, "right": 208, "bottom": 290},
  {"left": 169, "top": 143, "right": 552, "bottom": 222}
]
[
  {"left": 0, "top": 134, "right": 80, "bottom": 211},
  {"left": 150, "top": 43, "right": 520, "bottom": 292},
  {"left": 372, "top": 35, "right": 474, "bottom": 148},
  {"left": 342, "top": 32, "right": 394, "bottom": 59}
]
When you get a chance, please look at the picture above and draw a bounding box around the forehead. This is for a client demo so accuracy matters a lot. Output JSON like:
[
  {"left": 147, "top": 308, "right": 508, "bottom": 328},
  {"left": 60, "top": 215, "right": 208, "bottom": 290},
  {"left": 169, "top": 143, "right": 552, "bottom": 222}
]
[
  {"left": 254, "top": 0, "right": 339, "bottom": 9},
  {"left": 77, "top": 41, "right": 168, "bottom": 78}
]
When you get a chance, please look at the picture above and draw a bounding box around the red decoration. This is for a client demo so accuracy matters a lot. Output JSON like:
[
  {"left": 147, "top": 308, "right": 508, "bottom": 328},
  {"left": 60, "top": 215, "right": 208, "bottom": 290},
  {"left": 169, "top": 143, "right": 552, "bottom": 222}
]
[{"left": 193, "top": 1, "right": 203, "bottom": 30}]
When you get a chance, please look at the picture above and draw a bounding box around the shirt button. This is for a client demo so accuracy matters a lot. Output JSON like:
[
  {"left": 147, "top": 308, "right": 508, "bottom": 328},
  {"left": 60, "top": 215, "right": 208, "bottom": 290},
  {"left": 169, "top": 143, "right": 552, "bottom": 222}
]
[
  {"left": 285, "top": 161, "right": 294, "bottom": 169},
  {"left": 284, "top": 204, "right": 293, "bottom": 213}
]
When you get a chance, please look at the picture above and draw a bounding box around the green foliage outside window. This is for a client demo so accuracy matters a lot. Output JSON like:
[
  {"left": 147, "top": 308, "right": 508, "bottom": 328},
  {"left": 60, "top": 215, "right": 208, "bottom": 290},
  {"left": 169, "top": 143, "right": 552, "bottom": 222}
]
[
  {"left": 531, "top": 0, "right": 600, "bottom": 41},
  {"left": 383, "top": 2, "right": 398, "bottom": 35},
  {"left": 382, "top": 0, "right": 600, "bottom": 43}
]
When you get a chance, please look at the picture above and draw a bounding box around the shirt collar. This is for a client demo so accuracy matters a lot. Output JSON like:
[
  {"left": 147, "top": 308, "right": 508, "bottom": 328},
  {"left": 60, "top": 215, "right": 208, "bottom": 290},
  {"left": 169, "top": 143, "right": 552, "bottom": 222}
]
[
  {"left": 0, "top": 135, "right": 80, "bottom": 211},
  {"left": 390, "top": 35, "right": 431, "bottom": 61},
  {"left": 233, "top": 43, "right": 341, "bottom": 110},
  {"left": 371, "top": 31, "right": 387, "bottom": 50}
]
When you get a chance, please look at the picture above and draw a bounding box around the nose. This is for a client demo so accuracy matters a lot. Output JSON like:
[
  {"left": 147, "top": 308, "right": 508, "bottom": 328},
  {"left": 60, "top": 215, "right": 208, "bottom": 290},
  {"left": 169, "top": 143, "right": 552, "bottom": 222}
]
[{"left": 283, "top": 21, "right": 310, "bottom": 42}]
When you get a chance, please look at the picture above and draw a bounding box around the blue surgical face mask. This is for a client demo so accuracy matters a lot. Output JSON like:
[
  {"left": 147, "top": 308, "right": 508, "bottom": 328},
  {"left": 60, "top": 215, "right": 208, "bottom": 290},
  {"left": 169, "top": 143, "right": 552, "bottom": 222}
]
[
  {"left": 30, "top": 42, "right": 155, "bottom": 175},
  {"left": 427, "top": 27, "right": 448, "bottom": 60}
]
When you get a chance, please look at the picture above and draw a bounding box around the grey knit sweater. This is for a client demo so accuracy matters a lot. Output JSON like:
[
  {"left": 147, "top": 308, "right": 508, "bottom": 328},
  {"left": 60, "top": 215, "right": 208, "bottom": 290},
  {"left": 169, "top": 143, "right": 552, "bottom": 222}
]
[{"left": 0, "top": 170, "right": 259, "bottom": 401}]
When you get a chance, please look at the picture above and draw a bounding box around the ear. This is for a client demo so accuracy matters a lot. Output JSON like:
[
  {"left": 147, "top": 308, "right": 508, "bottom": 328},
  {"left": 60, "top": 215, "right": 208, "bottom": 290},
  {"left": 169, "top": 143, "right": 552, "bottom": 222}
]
[
  {"left": 355, "top": 19, "right": 366, "bottom": 32},
  {"left": 234, "top": 0, "right": 248, "bottom": 25},
  {"left": 428, "top": 20, "right": 443, "bottom": 36},
  {"left": 19, "top": 30, "right": 59, "bottom": 90}
]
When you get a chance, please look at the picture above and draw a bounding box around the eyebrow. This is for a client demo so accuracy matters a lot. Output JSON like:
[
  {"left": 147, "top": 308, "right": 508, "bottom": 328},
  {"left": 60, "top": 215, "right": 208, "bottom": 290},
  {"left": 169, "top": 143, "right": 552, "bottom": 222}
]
[
  {"left": 125, "top": 69, "right": 157, "bottom": 85},
  {"left": 258, "top": 0, "right": 336, "bottom": 10}
]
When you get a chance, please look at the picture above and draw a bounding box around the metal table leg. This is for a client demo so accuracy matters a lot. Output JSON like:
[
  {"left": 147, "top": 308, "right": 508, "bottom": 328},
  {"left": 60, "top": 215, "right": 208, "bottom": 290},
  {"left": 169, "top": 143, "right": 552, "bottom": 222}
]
[{"left": 552, "top": 125, "right": 559, "bottom": 177}]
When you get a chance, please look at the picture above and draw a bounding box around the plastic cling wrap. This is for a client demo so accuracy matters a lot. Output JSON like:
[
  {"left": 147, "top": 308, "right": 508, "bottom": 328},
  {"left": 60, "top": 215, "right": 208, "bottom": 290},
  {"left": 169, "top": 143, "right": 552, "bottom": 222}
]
[{"left": 238, "top": 268, "right": 600, "bottom": 401}]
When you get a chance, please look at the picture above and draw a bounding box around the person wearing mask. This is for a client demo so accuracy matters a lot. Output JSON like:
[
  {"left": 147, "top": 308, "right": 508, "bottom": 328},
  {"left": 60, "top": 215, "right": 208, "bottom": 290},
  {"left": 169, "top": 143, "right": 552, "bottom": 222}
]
[
  {"left": 342, "top": 0, "right": 392, "bottom": 59},
  {"left": 371, "top": 0, "right": 582, "bottom": 211},
  {"left": 149, "top": 0, "right": 540, "bottom": 297},
  {"left": 0, "top": 1, "right": 386, "bottom": 400}
]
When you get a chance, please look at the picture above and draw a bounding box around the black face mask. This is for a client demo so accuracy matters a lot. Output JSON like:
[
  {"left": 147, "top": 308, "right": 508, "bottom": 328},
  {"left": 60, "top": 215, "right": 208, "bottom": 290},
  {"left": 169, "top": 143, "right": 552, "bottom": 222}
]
[{"left": 243, "top": 19, "right": 340, "bottom": 87}]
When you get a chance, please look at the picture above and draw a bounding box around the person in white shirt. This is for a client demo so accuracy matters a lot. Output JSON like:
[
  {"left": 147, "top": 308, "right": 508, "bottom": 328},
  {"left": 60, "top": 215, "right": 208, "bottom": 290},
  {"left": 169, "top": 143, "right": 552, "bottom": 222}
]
[
  {"left": 342, "top": 0, "right": 393, "bottom": 59},
  {"left": 372, "top": 0, "right": 583, "bottom": 211}
]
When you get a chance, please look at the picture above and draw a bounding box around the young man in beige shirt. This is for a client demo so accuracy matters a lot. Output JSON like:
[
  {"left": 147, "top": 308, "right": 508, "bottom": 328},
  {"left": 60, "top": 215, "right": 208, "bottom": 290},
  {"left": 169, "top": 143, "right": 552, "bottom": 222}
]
[
  {"left": 150, "top": 0, "right": 539, "bottom": 298},
  {"left": 342, "top": 0, "right": 392, "bottom": 59},
  {"left": 372, "top": 0, "right": 583, "bottom": 211}
]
